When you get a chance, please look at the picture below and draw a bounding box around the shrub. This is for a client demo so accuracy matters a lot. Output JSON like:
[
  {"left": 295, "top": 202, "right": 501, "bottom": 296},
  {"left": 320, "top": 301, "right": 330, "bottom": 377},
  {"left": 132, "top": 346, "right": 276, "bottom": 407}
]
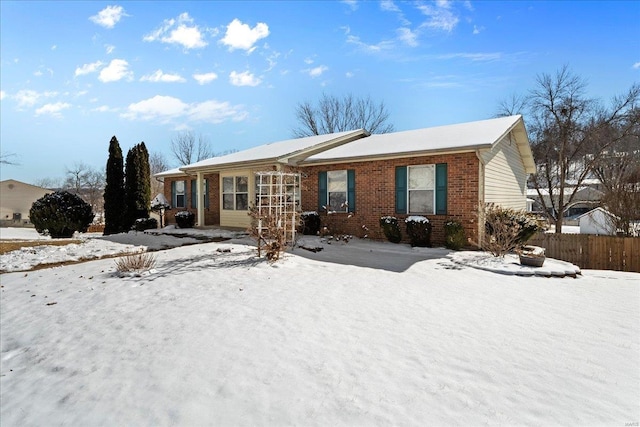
[
  {"left": 29, "top": 191, "right": 94, "bottom": 238},
  {"left": 379, "top": 216, "right": 402, "bottom": 243},
  {"left": 444, "top": 219, "right": 466, "bottom": 250},
  {"left": 405, "top": 216, "right": 432, "bottom": 247},
  {"left": 174, "top": 211, "right": 195, "bottom": 228},
  {"left": 481, "top": 203, "right": 543, "bottom": 257},
  {"left": 134, "top": 217, "right": 158, "bottom": 231},
  {"left": 248, "top": 205, "right": 289, "bottom": 261},
  {"left": 300, "top": 211, "right": 321, "bottom": 235},
  {"left": 115, "top": 252, "right": 156, "bottom": 274}
]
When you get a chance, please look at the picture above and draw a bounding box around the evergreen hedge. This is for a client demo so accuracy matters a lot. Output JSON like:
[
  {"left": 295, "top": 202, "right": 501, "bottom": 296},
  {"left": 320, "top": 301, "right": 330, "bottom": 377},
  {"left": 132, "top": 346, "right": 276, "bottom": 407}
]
[{"left": 30, "top": 191, "right": 94, "bottom": 238}]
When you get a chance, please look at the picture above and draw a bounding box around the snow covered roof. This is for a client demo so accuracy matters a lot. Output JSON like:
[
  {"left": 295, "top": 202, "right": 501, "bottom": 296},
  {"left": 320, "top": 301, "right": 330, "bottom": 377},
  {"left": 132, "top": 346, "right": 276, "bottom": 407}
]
[
  {"left": 180, "top": 129, "right": 368, "bottom": 173},
  {"left": 576, "top": 207, "right": 617, "bottom": 220},
  {"left": 155, "top": 115, "right": 534, "bottom": 176},
  {"left": 527, "top": 186, "right": 604, "bottom": 198},
  {"left": 302, "top": 115, "right": 532, "bottom": 168}
]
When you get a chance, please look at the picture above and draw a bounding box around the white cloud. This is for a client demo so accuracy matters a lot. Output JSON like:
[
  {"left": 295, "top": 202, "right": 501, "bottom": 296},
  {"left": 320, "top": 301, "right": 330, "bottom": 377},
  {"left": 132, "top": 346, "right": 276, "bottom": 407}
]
[
  {"left": 75, "top": 60, "right": 104, "bottom": 77},
  {"left": 51, "top": 45, "right": 57, "bottom": 50},
  {"left": 35, "top": 102, "right": 71, "bottom": 118},
  {"left": 380, "top": 0, "right": 400, "bottom": 12},
  {"left": 34, "top": 70, "right": 43, "bottom": 77},
  {"left": 633, "top": 62, "right": 640, "bottom": 69},
  {"left": 98, "top": 59, "right": 132, "bottom": 82},
  {"left": 187, "top": 100, "right": 248, "bottom": 123},
  {"left": 144, "top": 13, "right": 207, "bottom": 50},
  {"left": 229, "top": 70, "right": 262, "bottom": 87},
  {"left": 346, "top": 35, "right": 394, "bottom": 53},
  {"left": 345, "top": 71, "right": 354, "bottom": 78},
  {"left": 89, "top": 5, "right": 127, "bottom": 29},
  {"left": 140, "top": 70, "right": 186, "bottom": 83},
  {"left": 193, "top": 72, "right": 218, "bottom": 85},
  {"left": 121, "top": 95, "right": 247, "bottom": 124},
  {"left": 220, "top": 19, "right": 269, "bottom": 52},
  {"left": 473, "top": 25, "right": 485, "bottom": 35},
  {"left": 105, "top": 44, "right": 115, "bottom": 54},
  {"left": 342, "top": 0, "right": 358, "bottom": 11},
  {"left": 122, "top": 95, "right": 187, "bottom": 121},
  {"left": 397, "top": 27, "right": 418, "bottom": 47},
  {"left": 92, "top": 105, "right": 114, "bottom": 113},
  {"left": 438, "top": 52, "right": 501, "bottom": 61},
  {"left": 306, "top": 65, "right": 328, "bottom": 78},
  {"left": 14, "top": 89, "right": 57, "bottom": 108},
  {"left": 0, "top": 91, "right": 6, "bottom": 101},
  {"left": 417, "top": 2, "right": 459, "bottom": 32}
]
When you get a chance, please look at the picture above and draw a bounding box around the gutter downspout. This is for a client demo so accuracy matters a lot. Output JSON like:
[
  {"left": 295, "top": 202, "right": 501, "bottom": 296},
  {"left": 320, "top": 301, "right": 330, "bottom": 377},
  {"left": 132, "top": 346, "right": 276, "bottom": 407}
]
[
  {"left": 475, "top": 148, "right": 486, "bottom": 249},
  {"left": 196, "top": 171, "right": 205, "bottom": 227}
]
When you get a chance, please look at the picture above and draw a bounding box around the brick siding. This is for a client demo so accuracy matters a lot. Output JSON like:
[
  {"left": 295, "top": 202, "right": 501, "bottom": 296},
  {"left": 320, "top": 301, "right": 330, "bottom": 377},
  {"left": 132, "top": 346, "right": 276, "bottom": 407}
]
[
  {"left": 298, "top": 152, "right": 480, "bottom": 246},
  {"left": 163, "top": 173, "right": 220, "bottom": 226},
  {"left": 161, "top": 153, "right": 481, "bottom": 246}
]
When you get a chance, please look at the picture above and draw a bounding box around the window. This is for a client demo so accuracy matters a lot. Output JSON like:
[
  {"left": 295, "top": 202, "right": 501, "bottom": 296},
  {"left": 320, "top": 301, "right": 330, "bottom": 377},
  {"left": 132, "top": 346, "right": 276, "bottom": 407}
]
[
  {"left": 408, "top": 165, "right": 435, "bottom": 214},
  {"left": 191, "top": 179, "right": 209, "bottom": 209},
  {"left": 172, "top": 180, "right": 186, "bottom": 208},
  {"left": 328, "top": 170, "right": 347, "bottom": 211},
  {"left": 223, "top": 176, "right": 249, "bottom": 210},
  {"left": 318, "top": 170, "right": 355, "bottom": 212},
  {"left": 396, "top": 164, "right": 447, "bottom": 215}
]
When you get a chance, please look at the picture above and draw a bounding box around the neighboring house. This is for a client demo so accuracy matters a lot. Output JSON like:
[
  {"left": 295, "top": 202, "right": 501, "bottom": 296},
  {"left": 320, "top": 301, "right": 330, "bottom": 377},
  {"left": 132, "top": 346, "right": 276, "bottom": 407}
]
[
  {"left": 156, "top": 115, "right": 535, "bottom": 246},
  {"left": 577, "top": 207, "right": 617, "bottom": 235},
  {"left": 526, "top": 186, "right": 604, "bottom": 218},
  {"left": 0, "top": 179, "right": 52, "bottom": 227}
]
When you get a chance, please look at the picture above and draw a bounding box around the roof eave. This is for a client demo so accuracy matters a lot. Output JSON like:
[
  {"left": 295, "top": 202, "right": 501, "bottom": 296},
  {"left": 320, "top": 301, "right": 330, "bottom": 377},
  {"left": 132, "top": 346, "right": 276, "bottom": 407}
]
[
  {"left": 278, "top": 129, "right": 370, "bottom": 166},
  {"left": 299, "top": 144, "right": 491, "bottom": 166}
]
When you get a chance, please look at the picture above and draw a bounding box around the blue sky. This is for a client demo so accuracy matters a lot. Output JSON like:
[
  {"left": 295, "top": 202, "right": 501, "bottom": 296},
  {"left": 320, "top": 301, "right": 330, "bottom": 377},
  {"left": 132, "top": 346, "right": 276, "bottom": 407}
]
[{"left": 1, "top": 0, "right": 638, "bottom": 184}]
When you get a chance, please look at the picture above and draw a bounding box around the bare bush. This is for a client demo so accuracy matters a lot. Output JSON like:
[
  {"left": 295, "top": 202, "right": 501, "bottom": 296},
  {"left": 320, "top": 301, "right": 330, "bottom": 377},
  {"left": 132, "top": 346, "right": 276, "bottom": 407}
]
[
  {"left": 248, "top": 207, "right": 291, "bottom": 262},
  {"left": 115, "top": 252, "right": 157, "bottom": 273},
  {"left": 479, "top": 203, "right": 543, "bottom": 257}
]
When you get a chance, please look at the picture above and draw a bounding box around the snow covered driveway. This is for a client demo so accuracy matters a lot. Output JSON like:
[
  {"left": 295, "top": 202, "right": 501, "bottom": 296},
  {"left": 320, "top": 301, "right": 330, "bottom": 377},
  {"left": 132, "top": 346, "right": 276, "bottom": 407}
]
[{"left": 1, "top": 238, "right": 638, "bottom": 426}]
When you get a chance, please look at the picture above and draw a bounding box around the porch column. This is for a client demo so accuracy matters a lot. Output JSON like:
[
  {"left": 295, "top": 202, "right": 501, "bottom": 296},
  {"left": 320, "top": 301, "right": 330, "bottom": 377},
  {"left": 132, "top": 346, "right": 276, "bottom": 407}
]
[{"left": 197, "top": 171, "right": 205, "bottom": 226}]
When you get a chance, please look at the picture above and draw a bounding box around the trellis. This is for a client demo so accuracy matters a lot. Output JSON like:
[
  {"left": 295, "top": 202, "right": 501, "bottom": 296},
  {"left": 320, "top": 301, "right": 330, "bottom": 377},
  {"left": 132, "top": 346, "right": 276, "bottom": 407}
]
[{"left": 254, "top": 171, "right": 301, "bottom": 258}]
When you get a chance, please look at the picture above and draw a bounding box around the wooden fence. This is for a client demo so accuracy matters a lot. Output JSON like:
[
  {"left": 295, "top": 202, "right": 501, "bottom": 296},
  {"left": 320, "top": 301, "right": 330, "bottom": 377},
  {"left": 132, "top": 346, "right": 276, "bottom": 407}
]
[{"left": 527, "top": 233, "right": 640, "bottom": 273}]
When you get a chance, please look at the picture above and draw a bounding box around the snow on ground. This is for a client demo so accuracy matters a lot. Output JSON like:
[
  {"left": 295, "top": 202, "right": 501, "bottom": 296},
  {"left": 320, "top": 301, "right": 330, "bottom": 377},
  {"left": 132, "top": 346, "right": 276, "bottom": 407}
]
[
  {"left": 0, "top": 227, "right": 248, "bottom": 273},
  {"left": 1, "top": 228, "right": 638, "bottom": 426}
]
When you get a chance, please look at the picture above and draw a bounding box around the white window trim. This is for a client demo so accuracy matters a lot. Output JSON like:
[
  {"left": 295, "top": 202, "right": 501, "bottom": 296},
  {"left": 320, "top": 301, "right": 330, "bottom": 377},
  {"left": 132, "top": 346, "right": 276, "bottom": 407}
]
[
  {"left": 175, "top": 180, "right": 186, "bottom": 208},
  {"left": 327, "top": 170, "right": 348, "bottom": 213},
  {"left": 407, "top": 165, "right": 435, "bottom": 214},
  {"left": 222, "top": 176, "right": 249, "bottom": 211}
]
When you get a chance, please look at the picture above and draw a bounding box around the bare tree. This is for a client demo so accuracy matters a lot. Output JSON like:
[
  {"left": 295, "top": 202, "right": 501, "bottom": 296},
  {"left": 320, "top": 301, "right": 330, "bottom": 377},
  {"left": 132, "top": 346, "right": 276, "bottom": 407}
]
[
  {"left": 497, "top": 65, "right": 639, "bottom": 233},
  {"left": 63, "top": 162, "right": 105, "bottom": 219},
  {"left": 0, "top": 152, "right": 18, "bottom": 165},
  {"left": 292, "top": 93, "right": 394, "bottom": 137},
  {"left": 149, "top": 151, "right": 170, "bottom": 197},
  {"left": 170, "top": 131, "right": 213, "bottom": 166},
  {"left": 592, "top": 121, "right": 640, "bottom": 236},
  {"left": 33, "top": 177, "right": 62, "bottom": 189}
]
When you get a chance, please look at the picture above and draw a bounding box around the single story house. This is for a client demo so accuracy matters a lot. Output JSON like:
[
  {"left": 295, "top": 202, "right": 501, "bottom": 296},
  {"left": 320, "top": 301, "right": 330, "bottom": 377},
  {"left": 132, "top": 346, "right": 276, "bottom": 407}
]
[
  {"left": 527, "top": 186, "right": 604, "bottom": 218},
  {"left": 0, "top": 179, "right": 52, "bottom": 227},
  {"left": 156, "top": 115, "right": 535, "bottom": 246}
]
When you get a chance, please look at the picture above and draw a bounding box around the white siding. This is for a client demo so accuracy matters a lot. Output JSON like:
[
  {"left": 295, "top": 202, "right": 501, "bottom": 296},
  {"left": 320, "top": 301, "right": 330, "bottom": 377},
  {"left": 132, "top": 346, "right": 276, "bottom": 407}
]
[{"left": 480, "top": 133, "right": 529, "bottom": 210}]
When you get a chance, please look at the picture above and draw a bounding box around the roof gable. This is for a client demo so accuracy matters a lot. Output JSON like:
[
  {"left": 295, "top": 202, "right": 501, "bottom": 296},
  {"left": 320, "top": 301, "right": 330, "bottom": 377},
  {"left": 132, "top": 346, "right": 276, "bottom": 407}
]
[
  {"left": 180, "top": 129, "right": 368, "bottom": 172},
  {"left": 302, "top": 115, "right": 533, "bottom": 171},
  {"left": 155, "top": 116, "right": 535, "bottom": 176}
]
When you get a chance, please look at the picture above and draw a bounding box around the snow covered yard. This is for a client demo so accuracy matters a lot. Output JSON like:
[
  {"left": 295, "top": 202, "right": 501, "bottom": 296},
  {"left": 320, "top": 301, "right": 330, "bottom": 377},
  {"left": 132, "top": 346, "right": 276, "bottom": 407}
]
[{"left": 1, "top": 229, "right": 639, "bottom": 426}]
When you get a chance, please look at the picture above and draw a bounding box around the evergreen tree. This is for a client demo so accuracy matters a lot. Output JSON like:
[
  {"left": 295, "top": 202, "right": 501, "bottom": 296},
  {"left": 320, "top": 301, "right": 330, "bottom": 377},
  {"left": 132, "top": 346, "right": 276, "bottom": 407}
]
[
  {"left": 103, "top": 136, "right": 126, "bottom": 235},
  {"left": 124, "top": 142, "right": 151, "bottom": 229}
]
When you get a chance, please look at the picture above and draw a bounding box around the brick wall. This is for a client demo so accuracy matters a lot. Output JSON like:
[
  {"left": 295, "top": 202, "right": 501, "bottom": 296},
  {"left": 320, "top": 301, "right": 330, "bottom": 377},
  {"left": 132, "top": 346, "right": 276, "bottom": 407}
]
[
  {"left": 163, "top": 173, "right": 220, "bottom": 226},
  {"left": 299, "top": 152, "right": 480, "bottom": 246}
]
